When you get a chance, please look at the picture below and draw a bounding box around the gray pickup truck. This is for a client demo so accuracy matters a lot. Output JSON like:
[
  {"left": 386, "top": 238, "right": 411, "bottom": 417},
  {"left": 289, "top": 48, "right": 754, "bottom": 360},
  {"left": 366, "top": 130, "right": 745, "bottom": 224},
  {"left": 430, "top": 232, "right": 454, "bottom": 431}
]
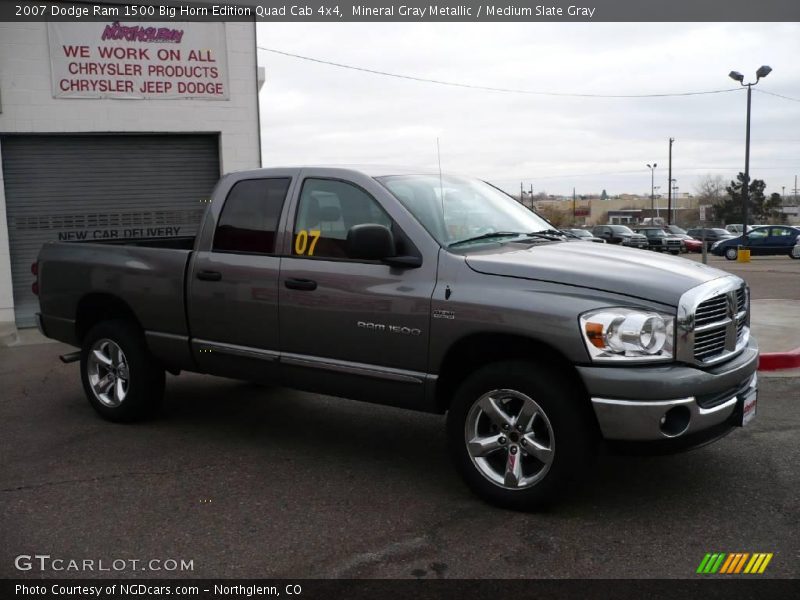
[{"left": 35, "top": 166, "right": 759, "bottom": 510}]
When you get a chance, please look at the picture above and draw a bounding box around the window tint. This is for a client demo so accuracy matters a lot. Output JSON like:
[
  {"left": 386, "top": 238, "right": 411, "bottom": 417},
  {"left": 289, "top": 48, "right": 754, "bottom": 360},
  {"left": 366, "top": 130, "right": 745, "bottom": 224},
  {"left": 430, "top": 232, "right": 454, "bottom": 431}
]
[
  {"left": 293, "top": 179, "right": 392, "bottom": 259},
  {"left": 213, "top": 178, "right": 291, "bottom": 254},
  {"left": 771, "top": 227, "right": 793, "bottom": 237}
]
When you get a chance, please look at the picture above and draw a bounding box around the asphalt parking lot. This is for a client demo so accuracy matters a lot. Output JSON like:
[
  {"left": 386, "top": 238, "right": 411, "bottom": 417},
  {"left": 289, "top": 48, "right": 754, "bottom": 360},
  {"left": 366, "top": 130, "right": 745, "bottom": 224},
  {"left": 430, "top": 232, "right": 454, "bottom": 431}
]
[{"left": 1, "top": 254, "right": 798, "bottom": 580}]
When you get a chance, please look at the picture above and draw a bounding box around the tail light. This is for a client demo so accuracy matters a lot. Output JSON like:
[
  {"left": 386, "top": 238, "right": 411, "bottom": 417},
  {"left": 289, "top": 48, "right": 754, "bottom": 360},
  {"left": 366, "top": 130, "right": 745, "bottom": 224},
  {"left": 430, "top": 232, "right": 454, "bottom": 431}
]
[{"left": 31, "top": 261, "right": 39, "bottom": 296}]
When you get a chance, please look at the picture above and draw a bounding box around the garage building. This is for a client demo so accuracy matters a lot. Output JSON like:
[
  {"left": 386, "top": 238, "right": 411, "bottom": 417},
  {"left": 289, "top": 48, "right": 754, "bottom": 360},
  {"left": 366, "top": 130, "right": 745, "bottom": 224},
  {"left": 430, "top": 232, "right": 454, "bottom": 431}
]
[{"left": 0, "top": 11, "right": 261, "bottom": 333}]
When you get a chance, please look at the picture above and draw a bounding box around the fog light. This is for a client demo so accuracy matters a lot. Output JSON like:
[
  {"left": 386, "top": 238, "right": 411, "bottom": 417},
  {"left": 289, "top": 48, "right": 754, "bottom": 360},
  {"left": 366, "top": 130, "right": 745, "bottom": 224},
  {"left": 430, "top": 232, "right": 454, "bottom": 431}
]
[{"left": 659, "top": 406, "right": 691, "bottom": 437}]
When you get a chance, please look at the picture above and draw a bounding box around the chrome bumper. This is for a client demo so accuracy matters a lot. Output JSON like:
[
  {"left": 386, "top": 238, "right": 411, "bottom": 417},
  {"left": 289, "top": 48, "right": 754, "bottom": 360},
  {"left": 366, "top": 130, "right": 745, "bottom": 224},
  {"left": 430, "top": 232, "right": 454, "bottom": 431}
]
[{"left": 591, "top": 373, "right": 757, "bottom": 441}]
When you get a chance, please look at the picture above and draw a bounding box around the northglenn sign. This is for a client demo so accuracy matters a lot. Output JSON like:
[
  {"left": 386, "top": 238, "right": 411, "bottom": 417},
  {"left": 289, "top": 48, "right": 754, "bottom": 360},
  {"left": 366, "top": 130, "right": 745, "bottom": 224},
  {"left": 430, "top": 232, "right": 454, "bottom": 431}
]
[{"left": 47, "top": 21, "right": 229, "bottom": 100}]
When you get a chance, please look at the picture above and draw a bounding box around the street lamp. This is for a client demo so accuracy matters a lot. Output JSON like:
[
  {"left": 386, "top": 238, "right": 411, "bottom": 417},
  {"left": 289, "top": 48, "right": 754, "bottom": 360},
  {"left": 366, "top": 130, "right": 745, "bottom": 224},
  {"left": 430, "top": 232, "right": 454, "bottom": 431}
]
[
  {"left": 728, "top": 65, "right": 772, "bottom": 245},
  {"left": 647, "top": 163, "right": 657, "bottom": 217}
]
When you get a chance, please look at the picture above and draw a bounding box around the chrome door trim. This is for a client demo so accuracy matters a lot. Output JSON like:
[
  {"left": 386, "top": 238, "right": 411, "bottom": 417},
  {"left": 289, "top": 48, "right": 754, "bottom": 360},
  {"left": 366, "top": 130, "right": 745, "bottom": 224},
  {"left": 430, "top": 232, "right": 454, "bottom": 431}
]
[
  {"left": 192, "top": 339, "right": 280, "bottom": 362},
  {"left": 281, "top": 352, "right": 425, "bottom": 384}
]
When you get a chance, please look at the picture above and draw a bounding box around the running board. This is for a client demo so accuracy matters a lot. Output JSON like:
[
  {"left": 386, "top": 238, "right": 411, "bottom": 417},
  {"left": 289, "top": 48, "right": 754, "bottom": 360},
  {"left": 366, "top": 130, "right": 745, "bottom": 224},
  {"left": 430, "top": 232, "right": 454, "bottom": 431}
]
[{"left": 59, "top": 351, "right": 81, "bottom": 364}]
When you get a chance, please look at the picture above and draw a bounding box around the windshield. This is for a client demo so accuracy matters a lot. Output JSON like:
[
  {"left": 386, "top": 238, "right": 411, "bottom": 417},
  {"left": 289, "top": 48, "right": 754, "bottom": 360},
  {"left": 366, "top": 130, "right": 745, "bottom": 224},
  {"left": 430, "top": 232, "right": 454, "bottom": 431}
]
[
  {"left": 609, "top": 225, "right": 635, "bottom": 234},
  {"left": 666, "top": 225, "right": 686, "bottom": 235},
  {"left": 377, "top": 174, "right": 553, "bottom": 247},
  {"left": 571, "top": 229, "right": 592, "bottom": 237}
]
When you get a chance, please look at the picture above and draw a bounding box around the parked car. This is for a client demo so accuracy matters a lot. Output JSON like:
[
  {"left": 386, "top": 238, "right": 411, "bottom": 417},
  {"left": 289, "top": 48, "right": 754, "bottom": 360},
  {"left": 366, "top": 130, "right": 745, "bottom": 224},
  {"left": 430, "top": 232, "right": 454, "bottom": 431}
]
[
  {"left": 664, "top": 224, "right": 688, "bottom": 236},
  {"left": 711, "top": 225, "right": 800, "bottom": 260},
  {"left": 686, "top": 227, "right": 736, "bottom": 249},
  {"left": 725, "top": 224, "right": 754, "bottom": 234},
  {"left": 662, "top": 225, "right": 702, "bottom": 253},
  {"left": 632, "top": 226, "right": 684, "bottom": 254},
  {"left": 559, "top": 228, "right": 606, "bottom": 243},
  {"left": 792, "top": 241, "right": 800, "bottom": 259},
  {"left": 591, "top": 224, "right": 648, "bottom": 248},
  {"left": 681, "top": 237, "right": 704, "bottom": 253},
  {"left": 34, "top": 166, "right": 759, "bottom": 511}
]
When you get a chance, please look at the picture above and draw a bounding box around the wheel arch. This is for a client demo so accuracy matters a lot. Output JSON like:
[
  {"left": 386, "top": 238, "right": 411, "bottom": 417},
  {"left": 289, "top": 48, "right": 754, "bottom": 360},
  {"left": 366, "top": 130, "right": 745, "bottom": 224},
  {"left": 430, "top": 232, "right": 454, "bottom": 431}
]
[
  {"left": 75, "top": 293, "right": 144, "bottom": 344},
  {"left": 434, "top": 332, "right": 592, "bottom": 416}
]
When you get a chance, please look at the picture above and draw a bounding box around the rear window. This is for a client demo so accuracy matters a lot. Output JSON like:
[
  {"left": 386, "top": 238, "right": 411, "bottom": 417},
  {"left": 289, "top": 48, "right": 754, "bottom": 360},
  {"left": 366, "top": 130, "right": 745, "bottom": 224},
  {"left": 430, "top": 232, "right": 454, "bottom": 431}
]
[{"left": 213, "top": 178, "right": 291, "bottom": 254}]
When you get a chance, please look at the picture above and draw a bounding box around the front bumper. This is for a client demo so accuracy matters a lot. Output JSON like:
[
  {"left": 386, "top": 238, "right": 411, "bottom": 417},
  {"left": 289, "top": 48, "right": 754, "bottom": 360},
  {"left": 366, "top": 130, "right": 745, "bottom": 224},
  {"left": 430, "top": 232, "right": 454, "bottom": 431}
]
[
  {"left": 578, "top": 338, "right": 758, "bottom": 444},
  {"left": 622, "top": 239, "right": 648, "bottom": 248}
]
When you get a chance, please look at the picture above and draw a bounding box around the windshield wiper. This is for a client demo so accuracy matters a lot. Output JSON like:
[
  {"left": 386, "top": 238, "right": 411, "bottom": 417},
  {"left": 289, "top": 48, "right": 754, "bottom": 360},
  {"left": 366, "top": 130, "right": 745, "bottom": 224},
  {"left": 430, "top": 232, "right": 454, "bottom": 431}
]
[
  {"left": 448, "top": 231, "right": 528, "bottom": 248},
  {"left": 519, "top": 229, "right": 568, "bottom": 241}
]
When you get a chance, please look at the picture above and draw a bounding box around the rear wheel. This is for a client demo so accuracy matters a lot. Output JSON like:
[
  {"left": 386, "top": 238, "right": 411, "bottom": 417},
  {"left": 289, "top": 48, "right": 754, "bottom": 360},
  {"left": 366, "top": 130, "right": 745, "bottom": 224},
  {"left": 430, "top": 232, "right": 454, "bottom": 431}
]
[
  {"left": 446, "top": 360, "right": 596, "bottom": 510},
  {"left": 725, "top": 247, "right": 738, "bottom": 261},
  {"left": 80, "top": 320, "right": 165, "bottom": 422}
]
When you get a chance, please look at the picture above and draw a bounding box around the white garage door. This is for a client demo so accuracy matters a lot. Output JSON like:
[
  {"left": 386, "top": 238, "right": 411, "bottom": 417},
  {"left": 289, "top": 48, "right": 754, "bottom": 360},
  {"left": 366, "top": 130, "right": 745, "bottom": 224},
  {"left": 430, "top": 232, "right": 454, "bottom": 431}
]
[{"left": 1, "top": 134, "right": 220, "bottom": 326}]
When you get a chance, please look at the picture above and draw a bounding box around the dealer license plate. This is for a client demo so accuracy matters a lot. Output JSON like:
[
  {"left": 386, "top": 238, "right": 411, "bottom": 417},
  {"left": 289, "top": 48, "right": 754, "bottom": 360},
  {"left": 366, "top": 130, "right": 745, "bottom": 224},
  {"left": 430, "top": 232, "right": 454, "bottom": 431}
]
[{"left": 741, "top": 389, "right": 757, "bottom": 426}]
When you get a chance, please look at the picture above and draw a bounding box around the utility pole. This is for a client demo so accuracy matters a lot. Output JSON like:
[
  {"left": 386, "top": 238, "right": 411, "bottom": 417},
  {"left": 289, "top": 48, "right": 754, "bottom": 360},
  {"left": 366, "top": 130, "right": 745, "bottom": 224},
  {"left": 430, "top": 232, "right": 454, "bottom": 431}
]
[
  {"left": 667, "top": 137, "right": 674, "bottom": 225},
  {"left": 520, "top": 182, "right": 524, "bottom": 204},
  {"left": 573, "top": 187, "right": 576, "bottom": 224},
  {"left": 794, "top": 175, "right": 798, "bottom": 202}
]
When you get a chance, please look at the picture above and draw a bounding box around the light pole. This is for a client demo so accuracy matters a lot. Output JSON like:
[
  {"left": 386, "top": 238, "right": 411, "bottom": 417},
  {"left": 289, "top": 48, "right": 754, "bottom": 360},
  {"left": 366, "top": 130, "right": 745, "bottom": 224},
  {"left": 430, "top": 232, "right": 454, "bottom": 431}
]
[
  {"left": 647, "top": 163, "right": 657, "bottom": 218},
  {"left": 729, "top": 65, "right": 772, "bottom": 246},
  {"left": 671, "top": 180, "right": 679, "bottom": 224}
]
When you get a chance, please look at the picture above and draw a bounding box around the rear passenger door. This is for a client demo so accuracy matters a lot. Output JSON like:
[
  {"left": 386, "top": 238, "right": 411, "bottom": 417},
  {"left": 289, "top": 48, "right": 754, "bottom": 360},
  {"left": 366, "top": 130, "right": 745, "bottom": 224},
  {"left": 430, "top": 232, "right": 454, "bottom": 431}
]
[
  {"left": 766, "top": 226, "right": 796, "bottom": 255},
  {"left": 187, "top": 172, "right": 295, "bottom": 380}
]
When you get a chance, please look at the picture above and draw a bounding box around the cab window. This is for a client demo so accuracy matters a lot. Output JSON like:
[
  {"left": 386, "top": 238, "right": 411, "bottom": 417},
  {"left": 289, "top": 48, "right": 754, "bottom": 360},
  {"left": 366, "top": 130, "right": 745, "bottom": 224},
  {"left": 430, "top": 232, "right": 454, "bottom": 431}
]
[
  {"left": 293, "top": 178, "right": 392, "bottom": 259},
  {"left": 213, "top": 178, "right": 291, "bottom": 254}
]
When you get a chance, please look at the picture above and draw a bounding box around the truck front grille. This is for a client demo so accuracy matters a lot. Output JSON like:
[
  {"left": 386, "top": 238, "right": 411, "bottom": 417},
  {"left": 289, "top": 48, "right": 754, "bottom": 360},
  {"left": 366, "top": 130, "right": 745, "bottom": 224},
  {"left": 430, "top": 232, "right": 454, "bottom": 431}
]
[{"left": 691, "top": 286, "right": 748, "bottom": 363}]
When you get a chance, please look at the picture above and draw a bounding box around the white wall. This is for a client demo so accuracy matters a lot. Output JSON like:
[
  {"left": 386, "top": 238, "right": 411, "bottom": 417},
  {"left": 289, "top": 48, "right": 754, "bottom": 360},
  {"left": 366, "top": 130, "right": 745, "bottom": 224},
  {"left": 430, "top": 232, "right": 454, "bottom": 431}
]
[{"left": 0, "top": 19, "right": 261, "bottom": 328}]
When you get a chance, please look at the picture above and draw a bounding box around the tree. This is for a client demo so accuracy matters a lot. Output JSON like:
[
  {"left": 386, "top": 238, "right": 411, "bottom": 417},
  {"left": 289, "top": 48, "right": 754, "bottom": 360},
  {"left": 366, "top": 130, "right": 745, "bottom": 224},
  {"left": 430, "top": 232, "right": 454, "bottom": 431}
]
[
  {"left": 600, "top": 189, "right": 608, "bottom": 200},
  {"left": 694, "top": 174, "right": 726, "bottom": 205},
  {"left": 717, "top": 172, "right": 782, "bottom": 225},
  {"left": 765, "top": 193, "right": 787, "bottom": 223},
  {"left": 534, "top": 204, "right": 570, "bottom": 227}
]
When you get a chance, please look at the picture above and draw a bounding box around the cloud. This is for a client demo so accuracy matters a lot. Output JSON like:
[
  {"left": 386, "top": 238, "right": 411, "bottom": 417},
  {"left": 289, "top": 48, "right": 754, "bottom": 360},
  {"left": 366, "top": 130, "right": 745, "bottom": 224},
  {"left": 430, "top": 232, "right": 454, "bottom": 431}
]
[{"left": 257, "top": 22, "right": 800, "bottom": 196}]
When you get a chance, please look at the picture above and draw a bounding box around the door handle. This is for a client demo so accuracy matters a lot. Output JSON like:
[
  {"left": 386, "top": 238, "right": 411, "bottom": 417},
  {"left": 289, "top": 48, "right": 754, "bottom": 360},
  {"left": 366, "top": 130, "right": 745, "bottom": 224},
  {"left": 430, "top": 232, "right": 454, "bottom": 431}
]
[
  {"left": 196, "top": 270, "right": 222, "bottom": 281},
  {"left": 284, "top": 278, "right": 317, "bottom": 291}
]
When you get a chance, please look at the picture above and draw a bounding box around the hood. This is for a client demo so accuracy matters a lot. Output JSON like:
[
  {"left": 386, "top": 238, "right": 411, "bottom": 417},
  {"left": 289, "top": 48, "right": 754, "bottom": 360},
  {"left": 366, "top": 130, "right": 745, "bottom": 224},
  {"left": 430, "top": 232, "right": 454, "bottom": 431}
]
[{"left": 464, "top": 240, "right": 730, "bottom": 306}]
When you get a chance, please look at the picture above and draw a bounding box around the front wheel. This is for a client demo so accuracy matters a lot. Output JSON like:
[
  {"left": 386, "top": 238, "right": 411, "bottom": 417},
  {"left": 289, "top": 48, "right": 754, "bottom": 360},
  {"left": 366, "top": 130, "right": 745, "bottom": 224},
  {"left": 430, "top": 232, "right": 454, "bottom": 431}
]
[
  {"left": 80, "top": 320, "right": 165, "bottom": 422},
  {"left": 725, "top": 247, "right": 738, "bottom": 261},
  {"left": 446, "top": 361, "right": 596, "bottom": 510}
]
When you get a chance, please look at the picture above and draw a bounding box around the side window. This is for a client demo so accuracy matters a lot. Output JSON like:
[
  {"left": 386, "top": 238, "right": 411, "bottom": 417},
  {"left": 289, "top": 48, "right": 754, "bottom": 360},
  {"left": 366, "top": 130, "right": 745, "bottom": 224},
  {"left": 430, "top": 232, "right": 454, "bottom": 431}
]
[
  {"left": 293, "top": 178, "right": 392, "bottom": 259},
  {"left": 749, "top": 228, "right": 768, "bottom": 240},
  {"left": 213, "top": 178, "right": 291, "bottom": 254},
  {"left": 771, "top": 227, "right": 792, "bottom": 237}
]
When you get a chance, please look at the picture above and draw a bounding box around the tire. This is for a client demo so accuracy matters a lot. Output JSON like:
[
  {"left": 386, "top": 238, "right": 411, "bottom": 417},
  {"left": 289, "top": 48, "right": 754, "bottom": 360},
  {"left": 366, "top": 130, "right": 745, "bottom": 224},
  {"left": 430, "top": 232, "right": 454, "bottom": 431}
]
[
  {"left": 446, "top": 360, "right": 596, "bottom": 511},
  {"left": 724, "top": 247, "right": 738, "bottom": 261},
  {"left": 80, "top": 320, "right": 165, "bottom": 422}
]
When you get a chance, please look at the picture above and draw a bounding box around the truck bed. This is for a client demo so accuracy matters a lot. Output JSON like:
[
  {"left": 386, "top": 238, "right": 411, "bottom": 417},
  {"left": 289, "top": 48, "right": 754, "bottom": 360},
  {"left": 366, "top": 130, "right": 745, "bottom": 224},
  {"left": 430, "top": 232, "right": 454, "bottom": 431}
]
[{"left": 37, "top": 240, "right": 193, "bottom": 346}]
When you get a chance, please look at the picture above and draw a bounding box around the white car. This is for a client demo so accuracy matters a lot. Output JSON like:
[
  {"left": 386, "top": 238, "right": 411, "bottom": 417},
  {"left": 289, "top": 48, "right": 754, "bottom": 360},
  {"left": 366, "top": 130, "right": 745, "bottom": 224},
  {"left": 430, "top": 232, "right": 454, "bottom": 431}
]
[{"left": 792, "top": 242, "right": 800, "bottom": 259}]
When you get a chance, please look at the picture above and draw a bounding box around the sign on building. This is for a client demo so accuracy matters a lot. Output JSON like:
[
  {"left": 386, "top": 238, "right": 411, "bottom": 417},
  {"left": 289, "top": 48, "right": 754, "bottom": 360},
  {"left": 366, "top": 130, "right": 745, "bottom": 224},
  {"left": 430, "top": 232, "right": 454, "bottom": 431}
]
[{"left": 48, "top": 21, "right": 229, "bottom": 100}]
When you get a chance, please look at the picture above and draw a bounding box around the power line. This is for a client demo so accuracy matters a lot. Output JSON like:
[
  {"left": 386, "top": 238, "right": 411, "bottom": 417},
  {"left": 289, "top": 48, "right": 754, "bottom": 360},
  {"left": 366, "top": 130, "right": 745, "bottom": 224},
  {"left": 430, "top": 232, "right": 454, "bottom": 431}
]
[
  {"left": 499, "top": 165, "right": 799, "bottom": 182},
  {"left": 257, "top": 46, "right": 744, "bottom": 99},
  {"left": 755, "top": 89, "right": 800, "bottom": 103}
]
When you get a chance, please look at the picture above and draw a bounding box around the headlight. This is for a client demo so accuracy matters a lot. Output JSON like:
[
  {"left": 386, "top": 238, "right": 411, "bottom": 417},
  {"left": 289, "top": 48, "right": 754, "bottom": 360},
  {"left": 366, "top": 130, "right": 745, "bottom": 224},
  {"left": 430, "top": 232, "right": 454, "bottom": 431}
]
[
  {"left": 711, "top": 241, "right": 721, "bottom": 250},
  {"left": 579, "top": 308, "right": 674, "bottom": 362}
]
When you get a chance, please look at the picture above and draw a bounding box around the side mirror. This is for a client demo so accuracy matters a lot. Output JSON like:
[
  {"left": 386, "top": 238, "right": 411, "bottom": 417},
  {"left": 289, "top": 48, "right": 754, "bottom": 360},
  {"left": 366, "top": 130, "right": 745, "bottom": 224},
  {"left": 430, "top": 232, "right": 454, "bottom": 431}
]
[
  {"left": 346, "top": 224, "right": 422, "bottom": 268},
  {"left": 347, "top": 224, "right": 394, "bottom": 260}
]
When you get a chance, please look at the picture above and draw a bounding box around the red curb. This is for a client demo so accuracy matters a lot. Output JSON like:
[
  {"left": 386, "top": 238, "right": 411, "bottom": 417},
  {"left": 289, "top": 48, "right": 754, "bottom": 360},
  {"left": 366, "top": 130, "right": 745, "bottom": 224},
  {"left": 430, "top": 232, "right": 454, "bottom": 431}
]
[{"left": 758, "top": 347, "right": 800, "bottom": 371}]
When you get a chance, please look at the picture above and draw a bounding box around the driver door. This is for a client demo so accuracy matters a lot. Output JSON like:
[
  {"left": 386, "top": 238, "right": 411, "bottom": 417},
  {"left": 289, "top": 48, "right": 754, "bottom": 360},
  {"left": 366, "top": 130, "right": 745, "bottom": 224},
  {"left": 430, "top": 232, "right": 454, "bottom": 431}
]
[{"left": 278, "top": 174, "right": 437, "bottom": 410}]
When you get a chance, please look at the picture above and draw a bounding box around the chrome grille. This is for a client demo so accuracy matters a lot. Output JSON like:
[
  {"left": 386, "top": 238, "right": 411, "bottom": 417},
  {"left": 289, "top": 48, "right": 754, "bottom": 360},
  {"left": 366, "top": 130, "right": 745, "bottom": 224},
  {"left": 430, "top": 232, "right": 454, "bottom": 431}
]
[
  {"left": 695, "top": 295, "right": 729, "bottom": 327},
  {"left": 682, "top": 280, "right": 749, "bottom": 365},
  {"left": 694, "top": 325, "right": 727, "bottom": 361}
]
